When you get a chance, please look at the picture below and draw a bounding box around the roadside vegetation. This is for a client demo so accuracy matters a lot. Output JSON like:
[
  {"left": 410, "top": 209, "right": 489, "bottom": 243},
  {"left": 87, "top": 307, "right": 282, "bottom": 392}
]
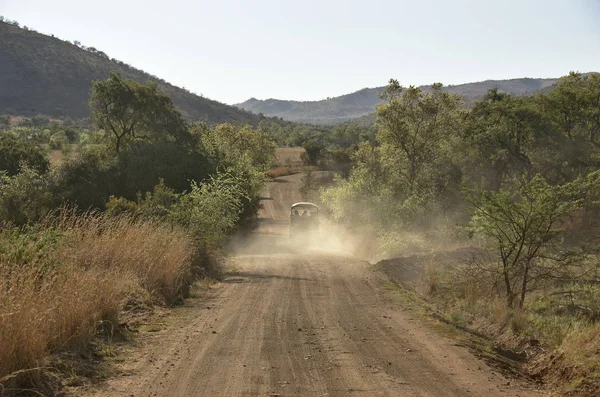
[
  {"left": 0, "top": 73, "right": 275, "bottom": 395},
  {"left": 2, "top": 55, "right": 599, "bottom": 395},
  {"left": 321, "top": 72, "right": 600, "bottom": 395}
]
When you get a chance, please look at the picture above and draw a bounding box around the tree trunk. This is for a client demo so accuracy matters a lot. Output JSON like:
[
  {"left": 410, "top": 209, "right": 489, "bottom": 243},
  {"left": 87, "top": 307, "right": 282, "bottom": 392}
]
[
  {"left": 503, "top": 262, "right": 514, "bottom": 309},
  {"left": 519, "top": 262, "right": 529, "bottom": 309}
]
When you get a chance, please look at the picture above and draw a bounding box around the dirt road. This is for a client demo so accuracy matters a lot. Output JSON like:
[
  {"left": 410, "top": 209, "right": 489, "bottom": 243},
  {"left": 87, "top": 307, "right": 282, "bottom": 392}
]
[{"left": 97, "top": 174, "right": 543, "bottom": 397}]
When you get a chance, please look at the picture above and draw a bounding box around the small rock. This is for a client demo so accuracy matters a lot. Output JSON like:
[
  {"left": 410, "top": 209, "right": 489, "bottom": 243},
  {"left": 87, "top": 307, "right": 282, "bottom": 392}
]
[
  {"left": 212, "top": 330, "right": 217, "bottom": 334},
  {"left": 406, "top": 348, "right": 412, "bottom": 352},
  {"left": 298, "top": 327, "right": 303, "bottom": 331}
]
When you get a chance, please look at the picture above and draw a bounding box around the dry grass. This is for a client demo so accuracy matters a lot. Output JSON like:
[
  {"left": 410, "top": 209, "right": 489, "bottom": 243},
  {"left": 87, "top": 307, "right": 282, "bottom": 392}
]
[
  {"left": 46, "top": 146, "right": 78, "bottom": 168},
  {"left": 8, "top": 116, "right": 25, "bottom": 126},
  {"left": 266, "top": 166, "right": 296, "bottom": 178},
  {"left": 266, "top": 147, "right": 306, "bottom": 179},
  {"left": 275, "top": 147, "right": 305, "bottom": 167},
  {"left": 47, "top": 148, "right": 65, "bottom": 167},
  {"left": 0, "top": 211, "right": 196, "bottom": 393},
  {"left": 562, "top": 323, "right": 600, "bottom": 368}
]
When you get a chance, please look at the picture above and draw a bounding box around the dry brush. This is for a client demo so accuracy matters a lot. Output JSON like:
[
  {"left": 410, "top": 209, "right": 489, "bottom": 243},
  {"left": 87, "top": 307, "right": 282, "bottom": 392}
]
[{"left": 0, "top": 211, "right": 197, "bottom": 392}]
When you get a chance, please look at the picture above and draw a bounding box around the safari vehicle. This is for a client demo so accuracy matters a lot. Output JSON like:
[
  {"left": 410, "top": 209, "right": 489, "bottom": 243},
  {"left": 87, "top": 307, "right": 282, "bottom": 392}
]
[{"left": 289, "top": 202, "right": 319, "bottom": 239}]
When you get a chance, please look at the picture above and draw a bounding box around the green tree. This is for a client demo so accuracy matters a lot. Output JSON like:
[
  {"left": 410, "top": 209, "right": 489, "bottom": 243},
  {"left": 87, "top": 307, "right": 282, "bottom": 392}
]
[
  {"left": 464, "top": 171, "right": 600, "bottom": 309},
  {"left": 322, "top": 81, "right": 464, "bottom": 235},
  {"left": 0, "top": 115, "right": 9, "bottom": 129},
  {"left": 191, "top": 122, "right": 275, "bottom": 229},
  {"left": 301, "top": 140, "right": 325, "bottom": 166},
  {"left": 465, "top": 89, "right": 544, "bottom": 188},
  {"left": 538, "top": 72, "right": 600, "bottom": 177},
  {"left": 194, "top": 123, "right": 276, "bottom": 172},
  {"left": 49, "top": 131, "right": 68, "bottom": 149},
  {"left": 0, "top": 165, "right": 54, "bottom": 225},
  {"left": 377, "top": 80, "right": 463, "bottom": 194},
  {"left": 89, "top": 73, "right": 190, "bottom": 152},
  {"left": 170, "top": 173, "right": 246, "bottom": 246},
  {"left": 0, "top": 134, "right": 49, "bottom": 176}
]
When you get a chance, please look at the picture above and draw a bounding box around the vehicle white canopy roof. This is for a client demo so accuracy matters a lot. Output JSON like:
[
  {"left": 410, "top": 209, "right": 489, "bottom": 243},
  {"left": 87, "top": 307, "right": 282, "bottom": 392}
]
[{"left": 291, "top": 202, "right": 319, "bottom": 210}]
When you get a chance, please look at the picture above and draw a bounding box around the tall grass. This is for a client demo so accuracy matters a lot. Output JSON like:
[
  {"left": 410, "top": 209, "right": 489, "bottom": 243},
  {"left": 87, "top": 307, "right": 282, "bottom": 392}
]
[{"left": 0, "top": 211, "right": 196, "bottom": 391}]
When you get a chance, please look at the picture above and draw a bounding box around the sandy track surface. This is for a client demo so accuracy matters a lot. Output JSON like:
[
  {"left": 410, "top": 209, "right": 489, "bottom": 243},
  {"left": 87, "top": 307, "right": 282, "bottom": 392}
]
[{"left": 95, "top": 174, "right": 543, "bottom": 397}]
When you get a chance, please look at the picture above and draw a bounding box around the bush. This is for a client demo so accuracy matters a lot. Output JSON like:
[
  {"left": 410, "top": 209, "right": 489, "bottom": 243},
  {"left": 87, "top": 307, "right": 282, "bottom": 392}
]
[
  {"left": 105, "top": 179, "right": 179, "bottom": 219},
  {"left": 53, "top": 148, "right": 118, "bottom": 211},
  {"left": 49, "top": 131, "right": 68, "bottom": 149},
  {"left": 115, "top": 142, "right": 214, "bottom": 199},
  {"left": 52, "top": 143, "right": 215, "bottom": 213},
  {"left": 170, "top": 173, "right": 245, "bottom": 246},
  {"left": 0, "top": 134, "right": 49, "bottom": 176},
  {"left": 0, "top": 165, "right": 54, "bottom": 225},
  {"left": 464, "top": 171, "right": 600, "bottom": 309},
  {"left": 301, "top": 140, "right": 325, "bottom": 166},
  {"left": 105, "top": 195, "right": 139, "bottom": 217}
]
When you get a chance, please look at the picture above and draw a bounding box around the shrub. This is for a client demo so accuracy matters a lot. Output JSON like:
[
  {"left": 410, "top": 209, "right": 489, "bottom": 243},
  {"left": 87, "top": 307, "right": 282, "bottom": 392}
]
[
  {"left": 0, "top": 134, "right": 49, "bottom": 176},
  {"left": 49, "top": 131, "right": 68, "bottom": 149},
  {"left": 0, "top": 165, "right": 55, "bottom": 225},
  {"left": 170, "top": 173, "right": 245, "bottom": 246},
  {"left": 115, "top": 142, "right": 214, "bottom": 199},
  {"left": 52, "top": 148, "right": 118, "bottom": 211}
]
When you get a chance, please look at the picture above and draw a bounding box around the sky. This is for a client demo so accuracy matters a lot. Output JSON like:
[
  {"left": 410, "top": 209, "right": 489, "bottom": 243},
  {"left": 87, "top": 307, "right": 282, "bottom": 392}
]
[{"left": 1, "top": 0, "right": 599, "bottom": 104}]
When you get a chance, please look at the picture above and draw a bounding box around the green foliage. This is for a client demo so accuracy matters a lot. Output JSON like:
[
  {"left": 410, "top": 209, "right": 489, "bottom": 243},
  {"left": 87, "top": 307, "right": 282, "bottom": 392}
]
[
  {"left": 49, "top": 130, "right": 68, "bottom": 149},
  {"left": 377, "top": 80, "right": 463, "bottom": 194},
  {"left": 169, "top": 173, "right": 246, "bottom": 246},
  {"left": 538, "top": 72, "right": 600, "bottom": 180},
  {"left": 115, "top": 141, "right": 214, "bottom": 199},
  {"left": 258, "top": 117, "right": 376, "bottom": 148},
  {"left": 322, "top": 73, "right": 600, "bottom": 276},
  {"left": 464, "top": 89, "right": 543, "bottom": 187},
  {"left": 327, "top": 147, "right": 354, "bottom": 177},
  {"left": 0, "top": 133, "right": 49, "bottom": 176},
  {"left": 0, "top": 115, "right": 10, "bottom": 128},
  {"left": 0, "top": 165, "right": 54, "bottom": 225},
  {"left": 322, "top": 80, "right": 465, "bottom": 236},
  {"left": 301, "top": 141, "right": 325, "bottom": 166},
  {"left": 195, "top": 122, "right": 275, "bottom": 172},
  {"left": 105, "top": 172, "right": 252, "bottom": 247},
  {"left": 105, "top": 195, "right": 138, "bottom": 217},
  {"left": 106, "top": 179, "right": 180, "bottom": 219},
  {"left": 193, "top": 122, "right": 275, "bottom": 229},
  {"left": 0, "top": 77, "right": 274, "bottom": 237},
  {"left": 89, "top": 73, "right": 191, "bottom": 152},
  {"left": 464, "top": 171, "right": 600, "bottom": 308},
  {"left": 299, "top": 169, "right": 314, "bottom": 200},
  {"left": 53, "top": 148, "right": 118, "bottom": 211},
  {"left": 0, "top": 117, "right": 90, "bottom": 147}
]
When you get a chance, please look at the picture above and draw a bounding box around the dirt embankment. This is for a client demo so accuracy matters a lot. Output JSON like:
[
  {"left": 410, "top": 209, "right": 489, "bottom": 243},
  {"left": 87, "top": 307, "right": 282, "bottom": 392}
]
[{"left": 379, "top": 249, "right": 599, "bottom": 397}]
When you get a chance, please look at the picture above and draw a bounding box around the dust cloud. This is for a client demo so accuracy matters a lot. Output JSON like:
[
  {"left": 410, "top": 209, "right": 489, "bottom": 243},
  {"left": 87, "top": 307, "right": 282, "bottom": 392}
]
[{"left": 227, "top": 218, "right": 377, "bottom": 263}]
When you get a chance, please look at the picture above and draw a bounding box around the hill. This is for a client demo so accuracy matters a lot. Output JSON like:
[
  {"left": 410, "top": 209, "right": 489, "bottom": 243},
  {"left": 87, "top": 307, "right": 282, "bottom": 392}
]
[
  {"left": 0, "top": 21, "right": 260, "bottom": 124},
  {"left": 236, "top": 77, "right": 560, "bottom": 124}
]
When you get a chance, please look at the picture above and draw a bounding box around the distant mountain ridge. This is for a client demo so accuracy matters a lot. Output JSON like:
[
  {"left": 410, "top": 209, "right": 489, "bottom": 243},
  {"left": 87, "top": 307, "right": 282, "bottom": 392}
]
[
  {"left": 236, "top": 77, "right": 560, "bottom": 124},
  {"left": 0, "top": 21, "right": 261, "bottom": 124}
]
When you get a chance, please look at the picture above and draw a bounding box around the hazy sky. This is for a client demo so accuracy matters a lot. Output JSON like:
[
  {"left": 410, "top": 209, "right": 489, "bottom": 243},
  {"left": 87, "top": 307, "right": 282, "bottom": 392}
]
[{"left": 2, "top": 0, "right": 599, "bottom": 104}]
